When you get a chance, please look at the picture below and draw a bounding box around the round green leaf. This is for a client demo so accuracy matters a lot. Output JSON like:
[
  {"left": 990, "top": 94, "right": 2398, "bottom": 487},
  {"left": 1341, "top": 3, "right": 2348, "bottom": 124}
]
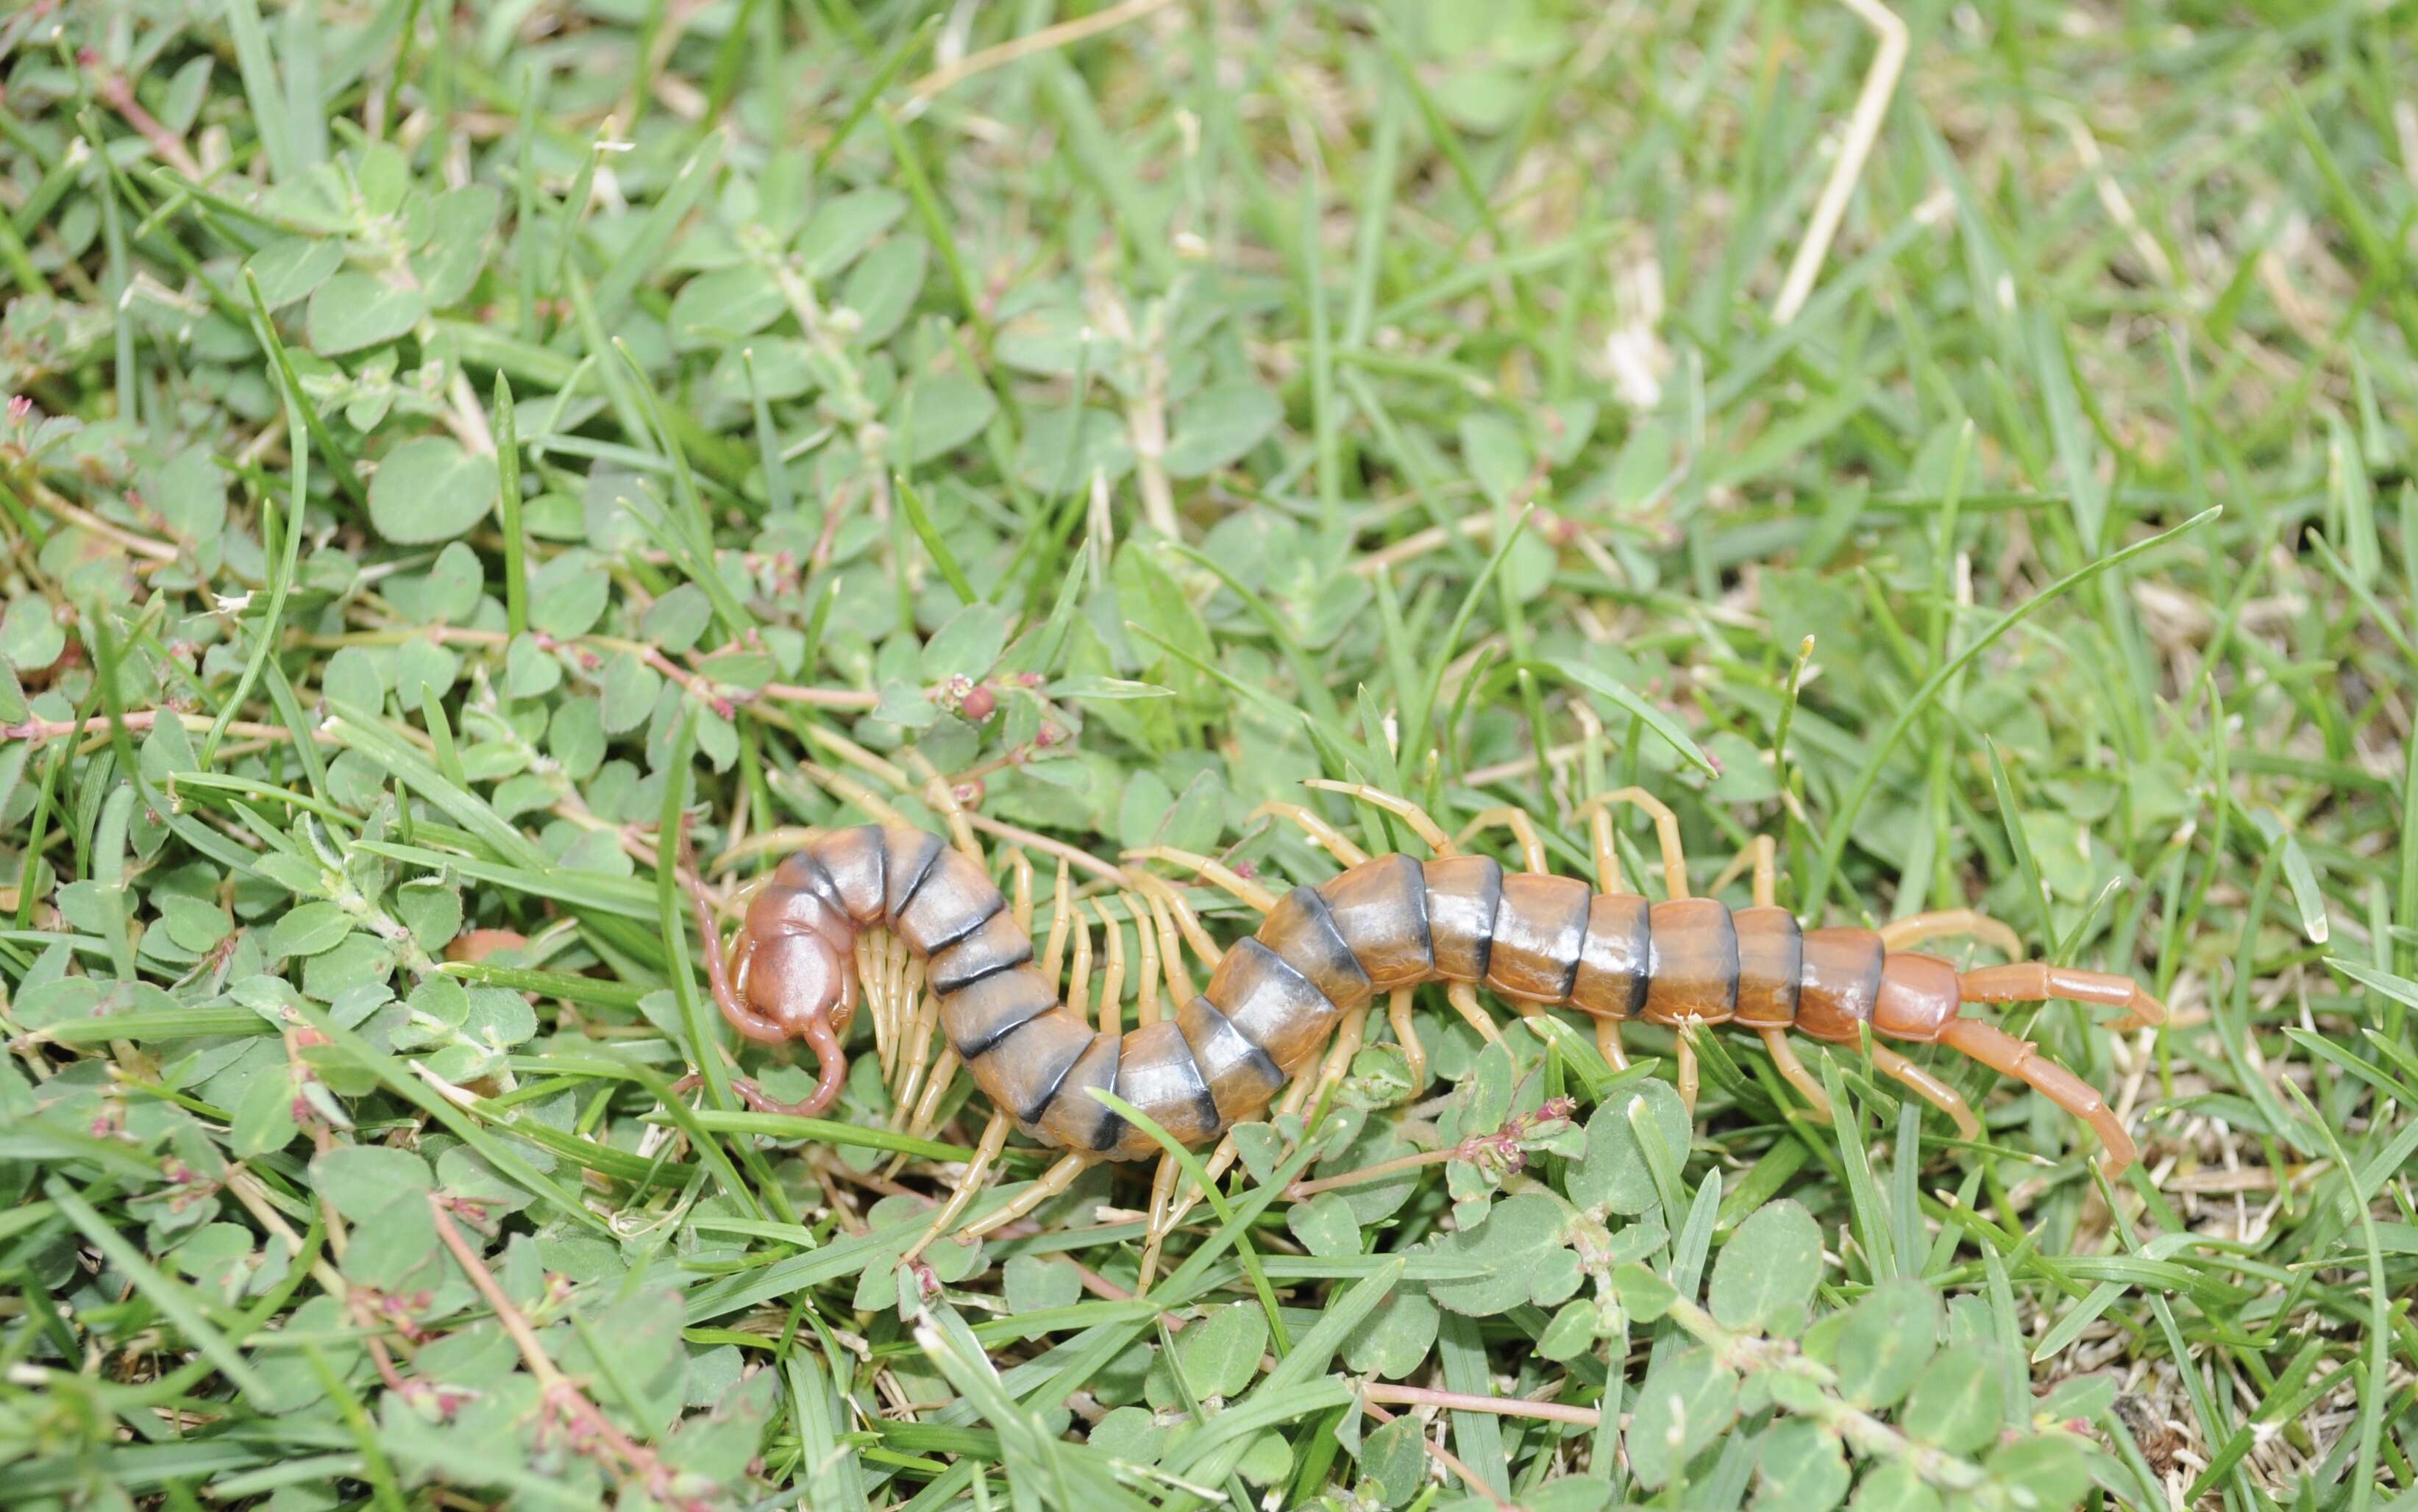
[
  {"left": 368, "top": 435, "right": 499, "bottom": 544},
  {"left": 1164, "top": 382, "right": 1281, "bottom": 478},
  {"left": 1835, "top": 1280, "right": 1938, "bottom": 1410},
  {"left": 305, "top": 269, "right": 427, "bottom": 354},
  {"left": 1899, "top": 1345, "right": 2003, "bottom": 1454},
  {"left": 1567, "top": 1080, "right": 1689, "bottom": 1216},
  {"left": 1709, "top": 1199, "right": 1821, "bottom": 1337},
  {"left": 1624, "top": 1342, "right": 1738, "bottom": 1489}
]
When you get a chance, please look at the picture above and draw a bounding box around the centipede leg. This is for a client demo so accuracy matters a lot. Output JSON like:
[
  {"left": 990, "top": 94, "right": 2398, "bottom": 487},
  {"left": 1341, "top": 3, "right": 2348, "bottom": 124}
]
[
  {"left": 1575, "top": 788, "right": 1691, "bottom": 899},
  {"left": 1879, "top": 909, "right": 2023, "bottom": 962},
  {"left": 1301, "top": 779, "right": 1459, "bottom": 855},
  {"left": 904, "top": 1048, "right": 960, "bottom": 1141},
  {"left": 1151, "top": 1133, "right": 1241, "bottom": 1269},
  {"left": 1307, "top": 1002, "right": 1368, "bottom": 1115},
  {"left": 1250, "top": 800, "right": 1371, "bottom": 866},
  {"left": 1594, "top": 1014, "right": 1631, "bottom": 1071},
  {"left": 901, "top": 1110, "right": 1012, "bottom": 1266},
  {"left": 1707, "top": 835, "right": 1779, "bottom": 907},
  {"left": 961, "top": 1152, "right": 1093, "bottom": 1240},
  {"left": 1958, "top": 961, "right": 2170, "bottom": 1035},
  {"left": 1866, "top": 1043, "right": 1978, "bottom": 1141},
  {"left": 1935, "top": 1017, "right": 2136, "bottom": 1176},
  {"left": 1120, "top": 845, "right": 1281, "bottom": 913},
  {"left": 1136, "top": 1152, "right": 1185, "bottom": 1294},
  {"left": 1455, "top": 807, "right": 1550, "bottom": 874},
  {"left": 1444, "top": 981, "right": 1503, "bottom": 1043},
  {"left": 1675, "top": 1021, "right": 1701, "bottom": 1112},
  {"left": 1758, "top": 1028, "right": 1832, "bottom": 1121},
  {"left": 1387, "top": 985, "right": 1427, "bottom": 1089}
]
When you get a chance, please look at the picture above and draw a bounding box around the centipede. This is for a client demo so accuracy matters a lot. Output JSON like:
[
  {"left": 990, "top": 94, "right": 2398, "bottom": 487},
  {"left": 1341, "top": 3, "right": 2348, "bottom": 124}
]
[{"left": 678, "top": 778, "right": 2164, "bottom": 1260}]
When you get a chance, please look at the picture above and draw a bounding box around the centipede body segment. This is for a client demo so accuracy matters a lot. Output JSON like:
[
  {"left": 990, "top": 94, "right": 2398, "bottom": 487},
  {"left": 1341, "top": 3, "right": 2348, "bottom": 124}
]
[{"left": 684, "top": 797, "right": 2166, "bottom": 1182}]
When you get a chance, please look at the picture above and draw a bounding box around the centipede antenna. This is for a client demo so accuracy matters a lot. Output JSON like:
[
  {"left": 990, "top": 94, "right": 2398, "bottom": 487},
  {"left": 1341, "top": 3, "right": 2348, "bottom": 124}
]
[
  {"left": 1302, "top": 779, "right": 1458, "bottom": 855},
  {"left": 1250, "top": 799, "right": 1372, "bottom": 867},
  {"left": 1455, "top": 806, "right": 1549, "bottom": 875}
]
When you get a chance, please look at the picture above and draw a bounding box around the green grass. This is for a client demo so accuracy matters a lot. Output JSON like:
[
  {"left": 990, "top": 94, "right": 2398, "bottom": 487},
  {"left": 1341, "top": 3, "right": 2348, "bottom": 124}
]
[{"left": 1, "top": 2, "right": 2414, "bottom": 1508}]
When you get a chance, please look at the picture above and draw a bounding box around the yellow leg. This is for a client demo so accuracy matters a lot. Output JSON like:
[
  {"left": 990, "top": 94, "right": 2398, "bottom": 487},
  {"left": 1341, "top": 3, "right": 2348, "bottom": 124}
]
[
  {"left": 1879, "top": 908, "right": 2022, "bottom": 962},
  {"left": 1131, "top": 890, "right": 1162, "bottom": 1027},
  {"left": 901, "top": 1111, "right": 1011, "bottom": 1265},
  {"left": 903, "top": 748, "right": 984, "bottom": 865},
  {"left": 1128, "top": 872, "right": 1220, "bottom": 991},
  {"left": 1007, "top": 846, "right": 1033, "bottom": 931},
  {"left": 905, "top": 1048, "right": 959, "bottom": 1141},
  {"left": 1301, "top": 779, "right": 1458, "bottom": 855},
  {"left": 1134, "top": 882, "right": 1197, "bottom": 1012},
  {"left": 1306, "top": 1003, "right": 1369, "bottom": 1114},
  {"left": 1090, "top": 898, "right": 1127, "bottom": 1037},
  {"left": 1707, "top": 835, "right": 1779, "bottom": 908},
  {"left": 1869, "top": 1042, "right": 1982, "bottom": 1142},
  {"left": 1136, "top": 1152, "right": 1184, "bottom": 1294},
  {"left": 1760, "top": 1028, "right": 1834, "bottom": 1121},
  {"left": 1121, "top": 845, "right": 1280, "bottom": 913},
  {"left": 1039, "top": 860, "right": 1074, "bottom": 987},
  {"left": 1584, "top": 808, "right": 1623, "bottom": 894},
  {"left": 1456, "top": 806, "right": 1549, "bottom": 874},
  {"left": 1251, "top": 800, "right": 1370, "bottom": 866},
  {"left": 1676, "top": 1021, "right": 1701, "bottom": 1111},
  {"left": 961, "top": 1152, "right": 1092, "bottom": 1239},
  {"left": 1574, "top": 788, "right": 1690, "bottom": 899},
  {"left": 1387, "top": 985, "right": 1427, "bottom": 1089},
  {"left": 1444, "top": 981, "right": 1502, "bottom": 1043},
  {"left": 1595, "top": 1015, "right": 1630, "bottom": 1071},
  {"left": 1065, "top": 903, "right": 1095, "bottom": 1028}
]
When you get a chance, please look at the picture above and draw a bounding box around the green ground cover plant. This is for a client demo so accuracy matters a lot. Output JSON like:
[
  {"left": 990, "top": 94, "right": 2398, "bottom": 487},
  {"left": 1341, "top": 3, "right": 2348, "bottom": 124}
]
[{"left": 0, "top": 1, "right": 2411, "bottom": 1508}]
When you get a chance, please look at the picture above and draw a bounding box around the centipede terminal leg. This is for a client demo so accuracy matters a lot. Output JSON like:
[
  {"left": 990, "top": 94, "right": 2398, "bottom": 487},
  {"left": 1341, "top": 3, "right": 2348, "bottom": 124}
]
[
  {"left": 1867, "top": 1043, "right": 1980, "bottom": 1142},
  {"left": 1936, "top": 1016, "right": 2136, "bottom": 1176},
  {"left": 1959, "top": 961, "right": 2169, "bottom": 1035},
  {"left": 1455, "top": 806, "right": 1549, "bottom": 874},
  {"left": 1250, "top": 799, "right": 1372, "bottom": 866}
]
